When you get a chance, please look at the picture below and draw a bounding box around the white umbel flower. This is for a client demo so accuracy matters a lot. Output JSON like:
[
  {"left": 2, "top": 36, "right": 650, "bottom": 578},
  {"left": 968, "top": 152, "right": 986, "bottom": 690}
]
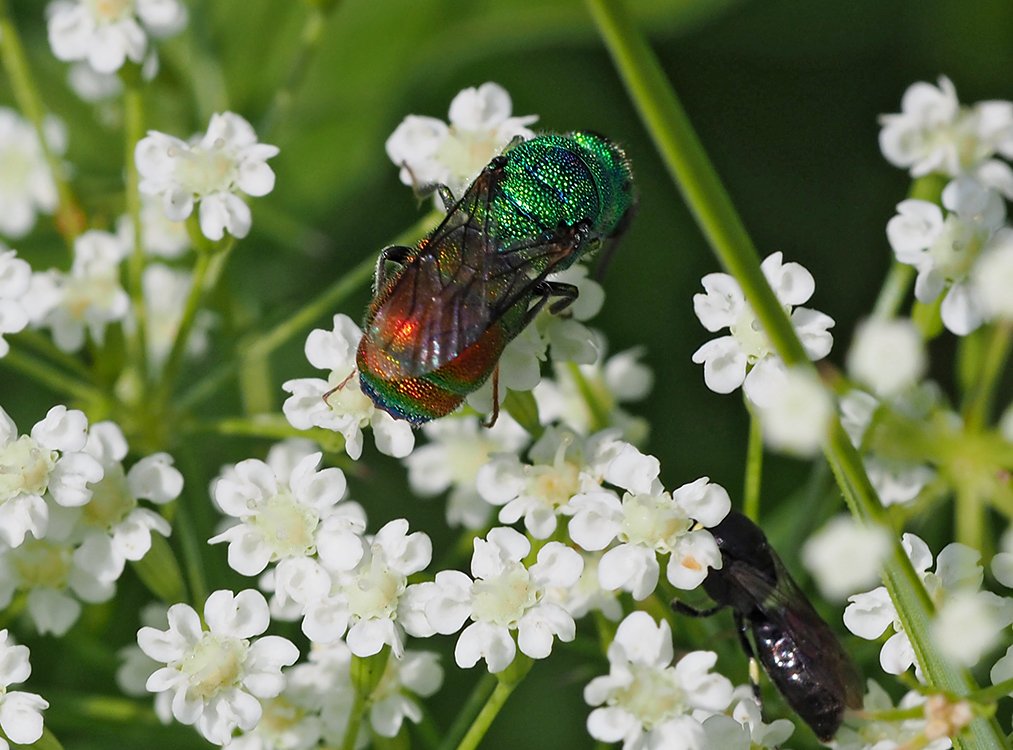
[
  {"left": 136, "top": 112, "right": 278, "bottom": 241},
  {"left": 282, "top": 314, "right": 414, "bottom": 460},
  {"left": 34, "top": 229, "right": 130, "bottom": 352},
  {"left": 142, "top": 263, "right": 213, "bottom": 370},
  {"left": 477, "top": 427, "right": 625, "bottom": 540},
  {"left": 0, "top": 630, "right": 48, "bottom": 749},
  {"left": 404, "top": 414, "right": 528, "bottom": 530},
  {"left": 886, "top": 176, "right": 1005, "bottom": 335},
  {"left": 0, "top": 109, "right": 63, "bottom": 239},
  {"left": 301, "top": 518, "right": 432, "bottom": 658},
  {"left": 834, "top": 681, "right": 954, "bottom": 750},
  {"left": 847, "top": 318, "right": 927, "bottom": 397},
  {"left": 972, "top": 228, "right": 1013, "bottom": 322},
  {"left": 0, "top": 404, "right": 103, "bottom": 547},
  {"left": 69, "top": 421, "right": 181, "bottom": 584},
  {"left": 138, "top": 589, "right": 299, "bottom": 746},
  {"left": 755, "top": 365, "right": 833, "bottom": 456},
  {"left": 386, "top": 82, "right": 537, "bottom": 202},
  {"left": 0, "top": 248, "right": 32, "bottom": 357},
  {"left": 210, "top": 451, "right": 348, "bottom": 578},
  {"left": 584, "top": 611, "right": 733, "bottom": 750},
  {"left": 879, "top": 76, "right": 1013, "bottom": 197},
  {"left": 801, "top": 515, "right": 891, "bottom": 601},
  {"left": 844, "top": 535, "right": 1013, "bottom": 674},
  {"left": 692, "top": 252, "right": 835, "bottom": 406},
  {"left": 47, "top": 0, "right": 188, "bottom": 74},
  {"left": 421, "top": 527, "right": 582, "bottom": 673},
  {"left": 568, "top": 454, "right": 730, "bottom": 599}
]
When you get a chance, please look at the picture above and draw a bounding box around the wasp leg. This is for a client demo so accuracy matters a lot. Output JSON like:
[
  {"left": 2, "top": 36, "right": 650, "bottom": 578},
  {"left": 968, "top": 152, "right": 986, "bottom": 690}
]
[
  {"left": 398, "top": 161, "right": 457, "bottom": 209},
  {"left": 374, "top": 245, "right": 413, "bottom": 290},
  {"left": 523, "top": 281, "right": 580, "bottom": 327},
  {"left": 482, "top": 364, "right": 501, "bottom": 429},
  {"left": 670, "top": 600, "right": 725, "bottom": 618},
  {"left": 322, "top": 370, "right": 357, "bottom": 406},
  {"left": 732, "top": 612, "right": 763, "bottom": 704}
]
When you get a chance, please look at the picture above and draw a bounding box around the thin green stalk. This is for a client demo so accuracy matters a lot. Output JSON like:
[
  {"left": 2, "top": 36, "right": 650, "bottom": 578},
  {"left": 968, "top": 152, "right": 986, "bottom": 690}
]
[
  {"left": 123, "top": 78, "right": 150, "bottom": 386},
  {"left": 585, "top": 0, "right": 806, "bottom": 368},
  {"left": 743, "top": 404, "right": 763, "bottom": 522},
  {"left": 258, "top": 3, "right": 338, "bottom": 137},
  {"left": 962, "top": 323, "right": 1012, "bottom": 432},
  {"left": 449, "top": 656, "right": 533, "bottom": 750},
  {"left": 186, "top": 414, "right": 346, "bottom": 454},
  {"left": 15, "top": 329, "right": 93, "bottom": 379},
  {"left": 157, "top": 233, "right": 234, "bottom": 401},
  {"left": 567, "top": 360, "right": 610, "bottom": 432},
  {"left": 955, "top": 484, "right": 984, "bottom": 554},
  {"left": 1, "top": 347, "right": 104, "bottom": 403},
  {"left": 587, "top": 2, "right": 1005, "bottom": 747},
  {"left": 172, "top": 493, "right": 206, "bottom": 608},
  {"left": 437, "top": 673, "right": 497, "bottom": 750},
  {"left": 0, "top": 0, "right": 84, "bottom": 245}
]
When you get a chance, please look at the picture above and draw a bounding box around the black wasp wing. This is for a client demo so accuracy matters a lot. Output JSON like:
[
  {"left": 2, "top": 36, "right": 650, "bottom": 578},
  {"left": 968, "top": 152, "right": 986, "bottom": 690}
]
[
  {"left": 367, "top": 167, "right": 586, "bottom": 378},
  {"left": 720, "top": 555, "right": 864, "bottom": 708}
]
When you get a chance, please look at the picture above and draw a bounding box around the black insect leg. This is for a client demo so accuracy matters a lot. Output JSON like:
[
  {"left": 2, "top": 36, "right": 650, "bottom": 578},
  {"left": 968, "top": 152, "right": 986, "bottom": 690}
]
[
  {"left": 398, "top": 161, "right": 457, "bottom": 209},
  {"left": 523, "top": 281, "right": 580, "bottom": 327},
  {"left": 670, "top": 601, "right": 725, "bottom": 618},
  {"left": 374, "top": 245, "right": 412, "bottom": 290},
  {"left": 482, "top": 365, "right": 501, "bottom": 429},
  {"left": 733, "top": 612, "right": 763, "bottom": 704}
]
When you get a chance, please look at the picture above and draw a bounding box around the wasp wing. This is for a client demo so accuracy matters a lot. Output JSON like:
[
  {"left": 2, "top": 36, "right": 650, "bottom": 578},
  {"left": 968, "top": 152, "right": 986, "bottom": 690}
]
[
  {"left": 718, "top": 554, "right": 864, "bottom": 709},
  {"left": 366, "top": 169, "right": 586, "bottom": 378}
]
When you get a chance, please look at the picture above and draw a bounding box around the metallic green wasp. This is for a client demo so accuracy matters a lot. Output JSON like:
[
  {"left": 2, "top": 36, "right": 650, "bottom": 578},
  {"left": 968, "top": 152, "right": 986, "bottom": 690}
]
[{"left": 355, "top": 131, "right": 635, "bottom": 425}]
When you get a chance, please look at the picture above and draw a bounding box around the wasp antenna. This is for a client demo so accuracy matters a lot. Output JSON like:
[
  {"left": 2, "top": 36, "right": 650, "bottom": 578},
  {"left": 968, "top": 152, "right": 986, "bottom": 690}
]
[{"left": 322, "top": 369, "right": 357, "bottom": 407}]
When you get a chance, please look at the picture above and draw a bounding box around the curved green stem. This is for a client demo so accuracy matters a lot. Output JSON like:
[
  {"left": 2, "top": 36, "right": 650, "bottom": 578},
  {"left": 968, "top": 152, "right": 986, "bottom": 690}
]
[
  {"left": 743, "top": 402, "right": 763, "bottom": 522},
  {"left": 436, "top": 673, "right": 497, "bottom": 750},
  {"left": 0, "top": 0, "right": 84, "bottom": 245},
  {"left": 1, "top": 347, "right": 105, "bottom": 404},
  {"left": 450, "top": 656, "right": 533, "bottom": 750},
  {"left": 962, "top": 323, "right": 1012, "bottom": 432},
  {"left": 123, "top": 77, "right": 149, "bottom": 386},
  {"left": 258, "top": 3, "right": 339, "bottom": 137},
  {"left": 587, "top": 2, "right": 1006, "bottom": 747}
]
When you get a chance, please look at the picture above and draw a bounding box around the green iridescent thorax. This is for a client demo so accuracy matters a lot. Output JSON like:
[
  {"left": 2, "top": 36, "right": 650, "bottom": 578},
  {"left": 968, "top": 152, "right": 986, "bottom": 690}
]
[{"left": 487, "top": 132, "right": 635, "bottom": 252}]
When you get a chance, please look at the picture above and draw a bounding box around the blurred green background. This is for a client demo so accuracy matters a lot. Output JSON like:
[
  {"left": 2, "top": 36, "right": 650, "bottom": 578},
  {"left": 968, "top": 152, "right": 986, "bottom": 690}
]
[{"left": 3, "top": 0, "right": 1012, "bottom": 747}]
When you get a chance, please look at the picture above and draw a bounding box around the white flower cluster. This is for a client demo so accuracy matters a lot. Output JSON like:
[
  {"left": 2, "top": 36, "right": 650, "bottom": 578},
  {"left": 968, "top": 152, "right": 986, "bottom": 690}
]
[
  {"left": 0, "top": 247, "right": 33, "bottom": 358},
  {"left": 0, "top": 630, "right": 48, "bottom": 749},
  {"left": 136, "top": 112, "right": 279, "bottom": 241},
  {"left": 0, "top": 109, "right": 64, "bottom": 240},
  {"left": 0, "top": 407, "right": 182, "bottom": 635},
  {"left": 692, "top": 252, "right": 835, "bottom": 455},
  {"left": 47, "top": 0, "right": 188, "bottom": 74},
  {"left": 879, "top": 76, "right": 1013, "bottom": 196},
  {"left": 834, "top": 681, "right": 955, "bottom": 750},
  {"left": 386, "top": 81, "right": 537, "bottom": 203},
  {"left": 882, "top": 79, "right": 1013, "bottom": 335},
  {"left": 845, "top": 533, "right": 1013, "bottom": 675},
  {"left": 584, "top": 612, "right": 792, "bottom": 750}
]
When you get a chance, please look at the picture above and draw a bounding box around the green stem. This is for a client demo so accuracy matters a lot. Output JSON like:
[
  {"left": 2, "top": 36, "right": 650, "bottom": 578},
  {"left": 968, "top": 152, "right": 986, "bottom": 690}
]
[
  {"left": 186, "top": 414, "right": 346, "bottom": 454},
  {"left": 1, "top": 347, "right": 104, "bottom": 404},
  {"left": 450, "top": 656, "right": 533, "bottom": 750},
  {"left": 961, "top": 323, "right": 1012, "bottom": 432},
  {"left": 258, "top": 3, "right": 337, "bottom": 137},
  {"left": 586, "top": 0, "right": 806, "bottom": 368},
  {"left": 871, "top": 262, "right": 916, "bottom": 320},
  {"left": 0, "top": 0, "right": 84, "bottom": 245},
  {"left": 587, "top": 2, "right": 1006, "bottom": 747},
  {"left": 743, "top": 403, "right": 763, "bottom": 522},
  {"left": 437, "top": 673, "right": 497, "bottom": 750},
  {"left": 123, "top": 78, "right": 150, "bottom": 386},
  {"left": 567, "top": 360, "right": 610, "bottom": 432},
  {"left": 15, "top": 330, "right": 93, "bottom": 379},
  {"left": 172, "top": 494, "right": 206, "bottom": 608},
  {"left": 970, "top": 677, "right": 1013, "bottom": 705},
  {"left": 156, "top": 232, "right": 234, "bottom": 401}
]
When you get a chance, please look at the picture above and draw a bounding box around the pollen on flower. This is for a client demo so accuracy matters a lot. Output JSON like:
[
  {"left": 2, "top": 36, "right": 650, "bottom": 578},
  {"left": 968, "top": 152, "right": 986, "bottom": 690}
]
[{"left": 181, "top": 635, "right": 247, "bottom": 699}]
